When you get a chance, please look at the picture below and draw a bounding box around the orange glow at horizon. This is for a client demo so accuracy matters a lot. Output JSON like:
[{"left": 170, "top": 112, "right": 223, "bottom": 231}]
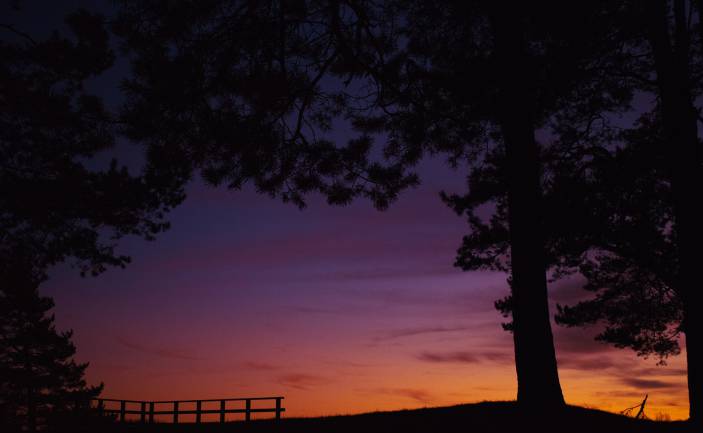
[{"left": 79, "top": 335, "right": 689, "bottom": 421}]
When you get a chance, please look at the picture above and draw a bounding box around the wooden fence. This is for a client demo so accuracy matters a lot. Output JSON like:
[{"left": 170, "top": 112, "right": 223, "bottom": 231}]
[{"left": 92, "top": 397, "right": 284, "bottom": 423}]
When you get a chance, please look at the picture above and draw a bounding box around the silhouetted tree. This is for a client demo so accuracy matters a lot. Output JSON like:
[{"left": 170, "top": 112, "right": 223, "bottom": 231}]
[
  {"left": 444, "top": 117, "right": 671, "bottom": 338},
  {"left": 550, "top": 1, "right": 703, "bottom": 424},
  {"left": 558, "top": 1, "right": 703, "bottom": 424},
  {"left": 0, "top": 256, "right": 102, "bottom": 432},
  {"left": 1, "top": 8, "right": 183, "bottom": 281},
  {"left": 446, "top": 1, "right": 703, "bottom": 423},
  {"left": 640, "top": 1, "right": 703, "bottom": 425},
  {"left": 1, "top": 6, "right": 184, "bottom": 430},
  {"left": 113, "top": 0, "right": 638, "bottom": 410}
]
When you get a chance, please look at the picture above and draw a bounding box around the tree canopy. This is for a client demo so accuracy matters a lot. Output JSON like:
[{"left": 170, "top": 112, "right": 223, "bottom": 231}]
[{"left": 1, "top": 8, "right": 183, "bottom": 280}]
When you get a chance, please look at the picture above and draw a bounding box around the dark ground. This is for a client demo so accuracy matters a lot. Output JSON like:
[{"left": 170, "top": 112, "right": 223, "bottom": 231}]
[{"left": 103, "top": 401, "right": 692, "bottom": 433}]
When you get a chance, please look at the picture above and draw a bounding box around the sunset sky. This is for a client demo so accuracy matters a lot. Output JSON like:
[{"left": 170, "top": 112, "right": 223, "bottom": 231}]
[
  {"left": 8, "top": 0, "right": 689, "bottom": 422},
  {"left": 44, "top": 159, "right": 689, "bottom": 420}
]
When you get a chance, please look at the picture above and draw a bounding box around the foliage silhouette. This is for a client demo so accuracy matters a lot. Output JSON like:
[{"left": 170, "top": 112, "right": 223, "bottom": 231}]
[
  {"left": 0, "top": 7, "right": 183, "bottom": 281},
  {"left": 0, "top": 256, "right": 104, "bottom": 432},
  {"left": 552, "top": 114, "right": 681, "bottom": 360}
]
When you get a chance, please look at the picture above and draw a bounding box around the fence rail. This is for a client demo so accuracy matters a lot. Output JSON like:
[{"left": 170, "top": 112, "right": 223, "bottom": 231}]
[{"left": 92, "top": 397, "right": 284, "bottom": 424}]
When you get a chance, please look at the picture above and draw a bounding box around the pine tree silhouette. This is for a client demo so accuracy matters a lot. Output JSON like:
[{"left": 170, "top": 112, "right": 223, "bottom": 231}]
[{"left": 0, "top": 261, "right": 103, "bottom": 432}]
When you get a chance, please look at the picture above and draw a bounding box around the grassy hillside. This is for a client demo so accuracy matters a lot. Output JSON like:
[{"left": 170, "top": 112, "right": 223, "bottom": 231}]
[{"left": 106, "top": 401, "right": 691, "bottom": 433}]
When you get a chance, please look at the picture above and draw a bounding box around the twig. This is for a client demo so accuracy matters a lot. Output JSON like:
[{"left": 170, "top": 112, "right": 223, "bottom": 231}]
[{"left": 620, "top": 394, "right": 648, "bottom": 419}]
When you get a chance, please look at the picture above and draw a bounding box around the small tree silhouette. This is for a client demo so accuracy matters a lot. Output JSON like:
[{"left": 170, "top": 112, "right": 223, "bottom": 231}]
[{"left": 0, "top": 261, "right": 102, "bottom": 432}]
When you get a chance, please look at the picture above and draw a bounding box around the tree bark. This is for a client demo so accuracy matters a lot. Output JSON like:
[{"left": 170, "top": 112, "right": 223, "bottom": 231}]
[
  {"left": 27, "top": 386, "right": 36, "bottom": 432},
  {"left": 646, "top": 0, "right": 703, "bottom": 425},
  {"left": 491, "top": 9, "right": 566, "bottom": 409}
]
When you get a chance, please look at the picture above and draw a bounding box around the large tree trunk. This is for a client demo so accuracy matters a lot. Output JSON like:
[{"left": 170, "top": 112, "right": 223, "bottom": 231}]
[
  {"left": 27, "top": 386, "right": 36, "bottom": 432},
  {"left": 502, "top": 113, "right": 566, "bottom": 409},
  {"left": 646, "top": 0, "right": 703, "bottom": 425},
  {"left": 491, "top": 9, "right": 565, "bottom": 409}
]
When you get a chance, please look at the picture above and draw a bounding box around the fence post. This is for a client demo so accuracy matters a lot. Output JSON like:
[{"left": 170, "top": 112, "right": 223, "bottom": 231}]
[
  {"left": 275, "top": 398, "right": 282, "bottom": 420},
  {"left": 173, "top": 401, "right": 179, "bottom": 423},
  {"left": 97, "top": 399, "right": 104, "bottom": 417},
  {"left": 140, "top": 402, "right": 146, "bottom": 423},
  {"left": 245, "top": 399, "right": 251, "bottom": 421},
  {"left": 119, "top": 401, "right": 126, "bottom": 423},
  {"left": 220, "top": 400, "right": 225, "bottom": 423},
  {"left": 196, "top": 400, "right": 202, "bottom": 424},
  {"left": 149, "top": 402, "right": 155, "bottom": 423}
]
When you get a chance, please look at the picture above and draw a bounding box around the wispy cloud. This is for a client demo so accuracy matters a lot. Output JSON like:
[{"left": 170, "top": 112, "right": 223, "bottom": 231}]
[
  {"left": 114, "top": 336, "right": 203, "bottom": 361},
  {"left": 277, "top": 373, "right": 330, "bottom": 390},
  {"left": 91, "top": 361, "right": 136, "bottom": 372},
  {"left": 318, "top": 264, "right": 460, "bottom": 282},
  {"left": 374, "top": 326, "right": 473, "bottom": 342},
  {"left": 289, "top": 306, "right": 351, "bottom": 315},
  {"left": 558, "top": 355, "right": 622, "bottom": 371},
  {"left": 620, "top": 377, "right": 678, "bottom": 390},
  {"left": 417, "top": 351, "right": 478, "bottom": 363},
  {"left": 553, "top": 327, "right": 615, "bottom": 355},
  {"left": 370, "top": 387, "right": 433, "bottom": 404},
  {"left": 320, "top": 358, "right": 381, "bottom": 369},
  {"left": 594, "top": 390, "right": 652, "bottom": 399},
  {"left": 416, "top": 350, "right": 512, "bottom": 364},
  {"left": 631, "top": 367, "right": 687, "bottom": 377},
  {"left": 242, "top": 361, "right": 280, "bottom": 371}
]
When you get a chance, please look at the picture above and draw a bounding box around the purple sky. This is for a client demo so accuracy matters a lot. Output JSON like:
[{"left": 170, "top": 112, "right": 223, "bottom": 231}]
[{"left": 43, "top": 156, "right": 689, "bottom": 419}]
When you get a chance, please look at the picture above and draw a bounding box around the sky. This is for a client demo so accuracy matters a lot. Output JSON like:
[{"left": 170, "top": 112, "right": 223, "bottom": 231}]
[
  {"left": 43, "top": 161, "right": 689, "bottom": 421},
  {"left": 5, "top": 0, "right": 691, "bottom": 422}
]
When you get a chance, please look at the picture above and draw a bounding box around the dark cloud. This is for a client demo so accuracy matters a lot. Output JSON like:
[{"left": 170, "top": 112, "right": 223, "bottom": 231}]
[
  {"left": 277, "top": 373, "right": 329, "bottom": 390},
  {"left": 593, "top": 390, "right": 650, "bottom": 399},
  {"left": 370, "top": 387, "right": 433, "bottom": 404},
  {"left": 115, "top": 336, "right": 203, "bottom": 361},
  {"left": 620, "top": 377, "right": 678, "bottom": 390},
  {"left": 631, "top": 367, "right": 687, "bottom": 378},
  {"left": 481, "top": 351, "right": 513, "bottom": 363},
  {"left": 416, "top": 350, "right": 512, "bottom": 364},
  {"left": 417, "top": 351, "right": 479, "bottom": 363},
  {"left": 242, "top": 361, "right": 279, "bottom": 371},
  {"left": 320, "top": 359, "right": 380, "bottom": 369}
]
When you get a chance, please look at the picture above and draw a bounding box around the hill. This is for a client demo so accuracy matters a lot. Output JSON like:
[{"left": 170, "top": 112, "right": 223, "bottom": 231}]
[{"left": 106, "top": 401, "right": 691, "bottom": 433}]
